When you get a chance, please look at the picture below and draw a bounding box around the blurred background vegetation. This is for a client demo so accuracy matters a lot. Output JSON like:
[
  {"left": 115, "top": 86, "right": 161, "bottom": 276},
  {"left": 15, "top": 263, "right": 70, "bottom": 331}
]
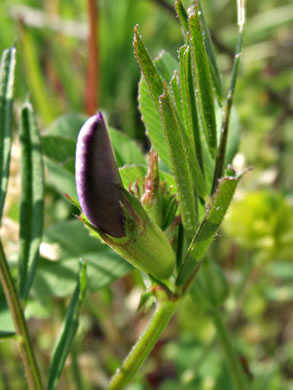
[{"left": 0, "top": 0, "right": 293, "bottom": 389}]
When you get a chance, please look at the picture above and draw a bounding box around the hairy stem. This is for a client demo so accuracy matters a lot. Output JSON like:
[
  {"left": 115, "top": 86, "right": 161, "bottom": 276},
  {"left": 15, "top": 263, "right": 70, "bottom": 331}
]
[
  {"left": 0, "top": 241, "right": 43, "bottom": 390},
  {"left": 107, "top": 298, "right": 179, "bottom": 390}
]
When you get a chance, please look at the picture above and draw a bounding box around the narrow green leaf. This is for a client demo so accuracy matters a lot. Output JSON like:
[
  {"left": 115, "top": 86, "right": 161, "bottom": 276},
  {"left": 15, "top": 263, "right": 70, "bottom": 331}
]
[
  {"left": 159, "top": 86, "right": 197, "bottom": 238},
  {"left": 47, "top": 261, "right": 87, "bottom": 390},
  {"left": 133, "top": 25, "right": 163, "bottom": 111},
  {"left": 134, "top": 31, "right": 206, "bottom": 203},
  {"left": 18, "top": 101, "right": 44, "bottom": 299},
  {"left": 139, "top": 77, "right": 172, "bottom": 168},
  {"left": 171, "top": 71, "right": 184, "bottom": 125},
  {"left": 0, "top": 47, "right": 16, "bottom": 222},
  {"left": 137, "top": 48, "right": 180, "bottom": 170},
  {"left": 178, "top": 45, "right": 190, "bottom": 136},
  {"left": 198, "top": 0, "right": 224, "bottom": 104},
  {"left": 134, "top": 27, "right": 176, "bottom": 168},
  {"left": 162, "top": 84, "right": 206, "bottom": 198},
  {"left": 189, "top": 6, "right": 217, "bottom": 157},
  {"left": 182, "top": 46, "right": 204, "bottom": 173},
  {"left": 175, "top": 0, "right": 189, "bottom": 32},
  {"left": 176, "top": 172, "right": 243, "bottom": 290}
]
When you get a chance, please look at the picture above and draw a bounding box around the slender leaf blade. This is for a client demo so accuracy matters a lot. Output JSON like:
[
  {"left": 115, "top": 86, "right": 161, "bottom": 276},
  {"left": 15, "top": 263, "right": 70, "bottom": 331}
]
[
  {"left": 171, "top": 71, "right": 184, "bottom": 125},
  {"left": 198, "top": 0, "right": 224, "bottom": 105},
  {"left": 138, "top": 76, "right": 171, "bottom": 169},
  {"left": 159, "top": 86, "right": 197, "bottom": 238},
  {"left": 179, "top": 45, "right": 189, "bottom": 136},
  {"left": 175, "top": 0, "right": 189, "bottom": 32},
  {"left": 182, "top": 46, "right": 204, "bottom": 172},
  {"left": 0, "top": 47, "right": 16, "bottom": 222},
  {"left": 189, "top": 7, "right": 217, "bottom": 157},
  {"left": 176, "top": 172, "right": 243, "bottom": 289},
  {"left": 18, "top": 101, "right": 44, "bottom": 299},
  {"left": 133, "top": 26, "right": 163, "bottom": 111},
  {"left": 47, "top": 261, "right": 87, "bottom": 390}
]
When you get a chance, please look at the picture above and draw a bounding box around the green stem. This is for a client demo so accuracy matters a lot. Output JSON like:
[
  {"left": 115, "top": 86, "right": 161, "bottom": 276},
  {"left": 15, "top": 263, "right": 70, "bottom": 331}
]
[
  {"left": 107, "top": 299, "right": 179, "bottom": 390},
  {"left": 212, "top": 308, "right": 247, "bottom": 390},
  {"left": 0, "top": 241, "right": 43, "bottom": 390},
  {"left": 211, "top": 17, "right": 245, "bottom": 194}
]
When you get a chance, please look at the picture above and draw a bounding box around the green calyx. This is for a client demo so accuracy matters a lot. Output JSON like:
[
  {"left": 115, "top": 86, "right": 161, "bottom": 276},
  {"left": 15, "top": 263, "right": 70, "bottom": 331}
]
[{"left": 101, "top": 189, "right": 175, "bottom": 282}]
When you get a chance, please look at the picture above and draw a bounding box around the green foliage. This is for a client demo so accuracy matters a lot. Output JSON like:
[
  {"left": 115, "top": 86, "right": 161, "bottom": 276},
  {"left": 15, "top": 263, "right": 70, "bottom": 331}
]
[
  {"left": 18, "top": 101, "right": 44, "bottom": 299},
  {"left": 47, "top": 260, "right": 87, "bottom": 390},
  {"left": 188, "top": 6, "right": 217, "bottom": 157},
  {"left": 0, "top": 0, "right": 293, "bottom": 389},
  {"left": 0, "top": 47, "right": 16, "bottom": 222},
  {"left": 33, "top": 220, "right": 131, "bottom": 298},
  {"left": 176, "top": 173, "right": 243, "bottom": 289}
]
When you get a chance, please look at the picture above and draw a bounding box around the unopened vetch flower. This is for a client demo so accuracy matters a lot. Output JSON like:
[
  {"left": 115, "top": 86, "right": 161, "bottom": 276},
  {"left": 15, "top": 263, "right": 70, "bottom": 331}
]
[{"left": 75, "top": 112, "right": 175, "bottom": 281}]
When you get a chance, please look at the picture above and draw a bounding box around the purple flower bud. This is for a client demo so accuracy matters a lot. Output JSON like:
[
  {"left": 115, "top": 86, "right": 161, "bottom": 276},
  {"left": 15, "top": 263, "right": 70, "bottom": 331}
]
[
  {"left": 75, "top": 112, "right": 175, "bottom": 281},
  {"left": 75, "top": 112, "right": 125, "bottom": 238}
]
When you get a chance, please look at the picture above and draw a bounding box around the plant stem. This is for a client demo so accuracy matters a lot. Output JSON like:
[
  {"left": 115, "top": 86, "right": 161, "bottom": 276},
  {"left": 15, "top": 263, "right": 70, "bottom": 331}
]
[
  {"left": 212, "top": 308, "right": 247, "bottom": 390},
  {"left": 0, "top": 240, "right": 43, "bottom": 390},
  {"left": 107, "top": 299, "right": 179, "bottom": 390},
  {"left": 211, "top": 10, "right": 245, "bottom": 194}
]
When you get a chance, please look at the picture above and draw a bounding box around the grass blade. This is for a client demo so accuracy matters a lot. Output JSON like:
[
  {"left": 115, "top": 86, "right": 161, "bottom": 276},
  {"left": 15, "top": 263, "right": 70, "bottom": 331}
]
[
  {"left": 47, "top": 261, "right": 87, "bottom": 390},
  {"left": 0, "top": 47, "right": 16, "bottom": 223},
  {"left": 176, "top": 172, "right": 243, "bottom": 291},
  {"left": 18, "top": 101, "right": 44, "bottom": 299},
  {"left": 189, "top": 5, "right": 217, "bottom": 157}
]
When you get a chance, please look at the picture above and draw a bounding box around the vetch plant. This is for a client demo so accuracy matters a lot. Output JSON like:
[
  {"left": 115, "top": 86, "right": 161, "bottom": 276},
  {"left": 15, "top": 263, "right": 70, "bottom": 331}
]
[
  {"left": 72, "top": 1, "right": 247, "bottom": 389},
  {"left": 0, "top": 1, "right": 252, "bottom": 389}
]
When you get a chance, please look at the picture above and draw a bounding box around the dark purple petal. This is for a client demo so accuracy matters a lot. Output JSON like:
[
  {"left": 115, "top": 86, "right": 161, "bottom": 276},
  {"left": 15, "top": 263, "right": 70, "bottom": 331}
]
[{"left": 75, "top": 112, "right": 125, "bottom": 238}]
